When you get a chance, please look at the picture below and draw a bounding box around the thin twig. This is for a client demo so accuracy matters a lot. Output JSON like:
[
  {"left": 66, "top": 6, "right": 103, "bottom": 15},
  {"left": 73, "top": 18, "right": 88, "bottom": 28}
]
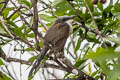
[
  {"left": 83, "top": 0, "right": 99, "bottom": 33},
  {"left": 40, "top": 1, "right": 57, "bottom": 18},
  {"left": 0, "top": 0, "right": 9, "bottom": 15},
  {"left": 46, "top": 69, "right": 58, "bottom": 79},
  {"left": 0, "top": 16, "right": 15, "bottom": 38},
  {"left": 39, "top": 18, "right": 48, "bottom": 30},
  {"left": 6, "top": 6, "right": 24, "bottom": 20}
]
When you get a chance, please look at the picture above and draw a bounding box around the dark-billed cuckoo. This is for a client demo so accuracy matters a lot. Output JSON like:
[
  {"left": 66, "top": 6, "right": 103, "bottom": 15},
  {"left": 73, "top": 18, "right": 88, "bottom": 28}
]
[{"left": 28, "top": 16, "right": 75, "bottom": 77}]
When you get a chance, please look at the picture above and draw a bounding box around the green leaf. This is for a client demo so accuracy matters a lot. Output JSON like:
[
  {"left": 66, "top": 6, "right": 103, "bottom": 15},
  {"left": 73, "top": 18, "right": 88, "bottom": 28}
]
[
  {"left": 11, "top": 13, "right": 19, "bottom": 21},
  {"left": 29, "top": 56, "right": 37, "bottom": 63},
  {"left": 91, "top": 71, "right": 98, "bottom": 77},
  {"left": 105, "top": 5, "right": 113, "bottom": 13},
  {"left": 13, "top": 27, "right": 25, "bottom": 39},
  {"left": 53, "top": 0, "right": 72, "bottom": 16},
  {"left": 7, "top": 20, "right": 18, "bottom": 28},
  {"left": 107, "top": 37, "right": 120, "bottom": 45},
  {"left": 2, "top": 74, "right": 12, "bottom": 80},
  {"left": 85, "top": 0, "right": 93, "bottom": 12},
  {"left": 64, "top": 72, "right": 70, "bottom": 78},
  {"left": 114, "top": 1, "right": 120, "bottom": 12},
  {"left": 85, "top": 48, "right": 119, "bottom": 62},
  {"left": 0, "top": 24, "right": 5, "bottom": 33},
  {"left": 114, "top": 12, "right": 120, "bottom": 20},
  {"left": 27, "top": 33, "right": 34, "bottom": 38},
  {"left": 74, "top": 38, "right": 81, "bottom": 53},
  {"left": 52, "top": 0, "right": 64, "bottom": 7},
  {"left": 2, "top": 8, "right": 12, "bottom": 18},
  {"left": 0, "top": 0, "right": 4, "bottom": 8},
  {"left": 39, "top": 14, "right": 56, "bottom": 22},
  {"left": 25, "top": 48, "right": 34, "bottom": 51},
  {"left": 39, "top": 41, "right": 43, "bottom": 48},
  {"left": 88, "top": 63, "right": 92, "bottom": 74},
  {"left": 0, "top": 71, "right": 12, "bottom": 80},
  {"left": 85, "top": 48, "right": 120, "bottom": 80},
  {"left": 109, "top": 0, "right": 113, "bottom": 5},
  {"left": 102, "top": 10, "right": 107, "bottom": 20},
  {"left": 74, "top": 58, "right": 86, "bottom": 68},
  {"left": 0, "top": 59, "right": 4, "bottom": 66},
  {"left": 97, "top": 1, "right": 103, "bottom": 11},
  {"left": 87, "top": 32, "right": 99, "bottom": 43},
  {"left": 73, "top": 28, "right": 80, "bottom": 37},
  {"left": 65, "top": 41, "right": 76, "bottom": 59},
  {"left": 20, "top": 0, "right": 32, "bottom": 8}
]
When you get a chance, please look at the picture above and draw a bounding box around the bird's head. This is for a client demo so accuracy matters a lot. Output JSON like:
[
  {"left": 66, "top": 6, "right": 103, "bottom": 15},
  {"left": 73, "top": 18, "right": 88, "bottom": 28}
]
[
  {"left": 54, "top": 16, "right": 76, "bottom": 34},
  {"left": 55, "top": 16, "right": 76, "bottom": 23}
]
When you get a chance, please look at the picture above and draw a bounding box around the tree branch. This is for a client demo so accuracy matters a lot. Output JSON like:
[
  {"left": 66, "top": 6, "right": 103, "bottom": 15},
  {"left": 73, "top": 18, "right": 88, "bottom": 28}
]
[
  {"left": 0, "top": 0, "right": 9, "bottom": 15},
  {"left": 32, "top": 0, "right": 41, "bottom": 51},
  {"left": 0, "top": 16, "right": 15, "bottom": 38}
]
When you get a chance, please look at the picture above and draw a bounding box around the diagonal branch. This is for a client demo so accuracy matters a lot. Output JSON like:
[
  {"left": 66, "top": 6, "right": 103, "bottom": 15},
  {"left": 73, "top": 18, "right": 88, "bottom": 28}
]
[
  {"left": 0, "top": 0, "right": 9, "bottom": 15},
  {"left": 74, "top": 21, "right": 105, "bottom": 37},
  {"left": 83, "top": 0, "right": 100, "bottom": 34},
  {"left": 6, "top": 6, "right": 30, "bottom": 20},
  {"left": 0, "top": 16, "right": 14, "bottom": 38}
]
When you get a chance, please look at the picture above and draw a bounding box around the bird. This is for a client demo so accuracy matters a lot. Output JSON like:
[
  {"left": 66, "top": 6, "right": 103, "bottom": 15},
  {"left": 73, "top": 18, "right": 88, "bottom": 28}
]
[{"left": 28, "top": 16, "right": 75, "bottom": 77}]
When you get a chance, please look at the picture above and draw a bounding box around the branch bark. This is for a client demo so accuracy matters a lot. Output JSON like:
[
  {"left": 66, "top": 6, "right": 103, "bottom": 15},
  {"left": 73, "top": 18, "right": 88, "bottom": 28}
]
[{"left": 32, "top": 0, "right": 41, "bottom": 51}]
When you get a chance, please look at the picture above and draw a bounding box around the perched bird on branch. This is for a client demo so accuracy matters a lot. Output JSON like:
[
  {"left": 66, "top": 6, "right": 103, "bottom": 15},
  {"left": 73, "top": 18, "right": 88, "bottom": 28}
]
[{"left": 28, "top": 16, "right": 75, "bottom": 77}]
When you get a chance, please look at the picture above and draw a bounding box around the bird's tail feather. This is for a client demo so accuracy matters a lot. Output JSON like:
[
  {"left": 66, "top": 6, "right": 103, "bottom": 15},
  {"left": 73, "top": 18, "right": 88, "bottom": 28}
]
[{"left": 28, "top": 45, "right": 49, "bottom": 77}]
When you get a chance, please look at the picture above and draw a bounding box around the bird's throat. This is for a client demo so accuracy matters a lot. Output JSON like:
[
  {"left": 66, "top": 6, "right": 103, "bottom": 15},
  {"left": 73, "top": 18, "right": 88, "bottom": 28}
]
[{"left": 65, "top": 20, "right": 73, "bottom": 34}]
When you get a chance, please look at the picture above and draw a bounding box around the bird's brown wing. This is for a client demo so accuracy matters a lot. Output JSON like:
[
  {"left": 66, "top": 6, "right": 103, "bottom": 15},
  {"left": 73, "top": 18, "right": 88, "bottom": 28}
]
[{"left": 44, "top": 22, "right": 70, "bottom": 49}]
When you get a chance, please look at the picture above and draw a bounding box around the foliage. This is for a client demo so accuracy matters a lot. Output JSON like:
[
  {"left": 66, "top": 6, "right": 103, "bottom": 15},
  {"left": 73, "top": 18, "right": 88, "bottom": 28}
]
[{"left": 0, "top": 0, "right": 120, "bottom": 80}]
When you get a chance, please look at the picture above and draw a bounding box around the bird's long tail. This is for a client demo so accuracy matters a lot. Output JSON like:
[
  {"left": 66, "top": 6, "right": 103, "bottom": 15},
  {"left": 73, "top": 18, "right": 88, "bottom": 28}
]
[{"left": 28, "top": 45, "right": 49, "bottom": 77}]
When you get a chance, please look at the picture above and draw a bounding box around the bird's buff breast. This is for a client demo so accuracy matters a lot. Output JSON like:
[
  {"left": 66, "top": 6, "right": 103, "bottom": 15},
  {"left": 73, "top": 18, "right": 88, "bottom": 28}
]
[{"left": 65, "top": 20, "right": 73, "bottom": 34}]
